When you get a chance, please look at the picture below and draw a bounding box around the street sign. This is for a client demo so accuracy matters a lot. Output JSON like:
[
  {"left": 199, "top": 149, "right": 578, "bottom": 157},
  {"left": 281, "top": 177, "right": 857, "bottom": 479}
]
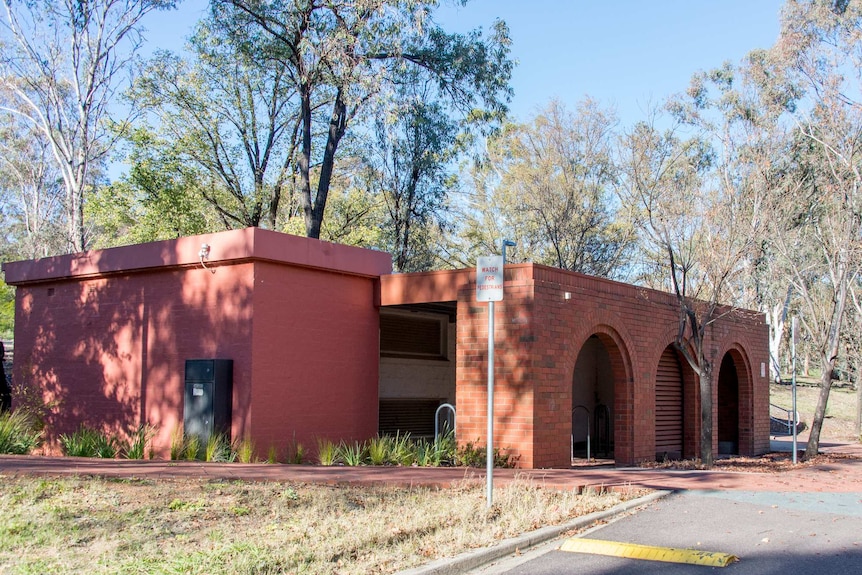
[{"left": 476, "top": 255, "right": 504, "bottom": 302}]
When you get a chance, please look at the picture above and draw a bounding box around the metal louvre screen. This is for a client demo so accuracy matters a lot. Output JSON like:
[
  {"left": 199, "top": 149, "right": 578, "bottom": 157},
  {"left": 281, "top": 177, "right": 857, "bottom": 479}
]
[
  {"left": 378, "top": 398, "right": 441, "bottom": 438},
  {"left": 380, "top": 313, "right": 444, "bottom": 358},
  {"left": 655, "top": 348, "right": 683, "bottom": 458}
]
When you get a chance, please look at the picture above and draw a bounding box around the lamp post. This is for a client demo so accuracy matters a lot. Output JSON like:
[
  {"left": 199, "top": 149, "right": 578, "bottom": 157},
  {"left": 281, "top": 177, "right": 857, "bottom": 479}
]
[{"left": 502, "top": 239, "right": 516, "bottom": 264}]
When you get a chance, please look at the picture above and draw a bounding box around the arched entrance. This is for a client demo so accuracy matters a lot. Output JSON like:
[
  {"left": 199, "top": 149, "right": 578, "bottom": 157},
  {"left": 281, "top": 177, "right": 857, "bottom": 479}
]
[
  {"left": 655, "top": 345, "right": 684, "bottom": 460},
  {"left": 717, "top": 353, "right": 740, "bottom": 455},
  {"left": 571, "top": 335, "right": 617, "bottom": 462}
]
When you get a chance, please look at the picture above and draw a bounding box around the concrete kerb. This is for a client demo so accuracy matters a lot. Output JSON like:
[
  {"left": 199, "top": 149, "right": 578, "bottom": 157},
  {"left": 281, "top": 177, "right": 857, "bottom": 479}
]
[{"left": 392, "top": 490, "right": 672, "bottom": 575}]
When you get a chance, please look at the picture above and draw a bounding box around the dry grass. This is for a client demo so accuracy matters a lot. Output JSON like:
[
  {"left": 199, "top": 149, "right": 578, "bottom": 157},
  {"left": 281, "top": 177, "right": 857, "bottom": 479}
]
[
  {"left": 0, "top": 475, "right": 641, "bottom": 575},
  {"left": 770, "top": 381, "right": 859, "bottom": 441}
]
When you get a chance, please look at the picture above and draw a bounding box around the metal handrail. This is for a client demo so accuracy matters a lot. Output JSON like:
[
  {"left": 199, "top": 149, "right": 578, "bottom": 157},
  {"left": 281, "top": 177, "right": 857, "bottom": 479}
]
[{"left": 769, "top": 402, "right": 799, "bottom": 434}]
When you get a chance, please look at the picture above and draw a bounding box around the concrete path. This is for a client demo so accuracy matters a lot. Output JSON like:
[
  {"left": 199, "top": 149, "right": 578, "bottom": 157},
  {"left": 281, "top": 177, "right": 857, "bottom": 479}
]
[{"left": 2, "top": 439, "right": 861, "bottom": 493}]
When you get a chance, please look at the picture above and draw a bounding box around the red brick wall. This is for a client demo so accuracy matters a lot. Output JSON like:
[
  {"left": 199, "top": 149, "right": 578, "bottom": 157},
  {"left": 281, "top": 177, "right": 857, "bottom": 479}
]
[{"left": 457, "top": 264, "right": 770, "bottom": 468}]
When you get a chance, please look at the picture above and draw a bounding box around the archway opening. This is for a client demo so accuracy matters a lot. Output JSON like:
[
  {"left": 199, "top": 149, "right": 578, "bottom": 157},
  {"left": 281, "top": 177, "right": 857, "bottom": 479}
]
[
  {"left": 718, "top": 353, "right": 740, "bottom": 455},
  {"left": 571, "top": 335, "right": 616, "bottom": 463},
  {"left": 656, "top": 345, "right": 684, "bottom": 461}
]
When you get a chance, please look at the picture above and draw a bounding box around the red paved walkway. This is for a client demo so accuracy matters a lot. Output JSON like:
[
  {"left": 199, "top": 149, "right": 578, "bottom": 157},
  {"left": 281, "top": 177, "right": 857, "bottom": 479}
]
[{"left": 2, "top": 442, "right": 861, "bottom": 493}]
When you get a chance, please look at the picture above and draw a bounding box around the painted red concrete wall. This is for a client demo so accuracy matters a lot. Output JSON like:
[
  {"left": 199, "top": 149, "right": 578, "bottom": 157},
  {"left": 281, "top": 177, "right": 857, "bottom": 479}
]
[
  {"left": 248, "top": 261, "right": 381, "bottom": 458},
  {"left": 4, "top": 228, "right": 390, "bottom": 458}
]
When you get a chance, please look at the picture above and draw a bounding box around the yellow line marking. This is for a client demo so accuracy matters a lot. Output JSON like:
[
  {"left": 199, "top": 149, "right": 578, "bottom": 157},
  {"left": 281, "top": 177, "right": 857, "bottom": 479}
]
[{"left": 560, "top": 538, "right": 739, "bottom": 567}]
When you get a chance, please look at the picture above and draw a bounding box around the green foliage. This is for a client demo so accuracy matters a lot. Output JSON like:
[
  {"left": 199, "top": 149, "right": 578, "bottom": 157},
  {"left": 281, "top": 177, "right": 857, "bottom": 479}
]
[
  {"left": 336, "top": 441, "right": 367, "bottom": 466},
  {"left": 266, "top": 444, "right": 279, "bottom": 464},
  {"left": 459, "top": 99, "right": 635, "bottom": 278},
  {"left": 366, "top": 435, "right": 391, "bottom": 466},
  {"left": 122, "top": 424, "right": 157, "bottom": 460},
  {"left": 233, "top": 437, "right": 257, "bottom": 464},
  {"left": 456, "top": 439, "right": 516, "bottom": 468},
  {"left": 0, "top": 411, "right": 42, "bottom": 454},
  {"left": 60, "top": 425, "right": 120, "bottom": 458},
  {"left": 87, "top": 128, "right": 215, "bottom": 249},
  {"left": 309, "top": 431, "right": 517, "bottom": 469},
  {"left": 170, "top": 427, "right": 185, "bottom": 460},
  {"left": 6, "top": 363, "right": 57, "bottom": 432},
  {"left": 183, "top": 434, "right": 202, "bottom": 461},
  {"left": 205, "top": 433, "right": 236, "bottom": 463},
  {"left": 316, "top": 438, "right": 338, "bottom": 466},
  {"left": 286, "top": 439, "right": 305, "bottom": 465},
  {"left": 208, "top": 0, "right": 512, "bottom": 239},
  {"left": 0, "top": 279, "right": 14, "bottom": 340}
]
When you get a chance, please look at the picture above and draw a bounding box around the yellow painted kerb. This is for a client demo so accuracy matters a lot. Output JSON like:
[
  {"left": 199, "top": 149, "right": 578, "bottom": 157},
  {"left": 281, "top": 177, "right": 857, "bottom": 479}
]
[{"left": 560, "top": 538, "right": 739, "bottom": 567}]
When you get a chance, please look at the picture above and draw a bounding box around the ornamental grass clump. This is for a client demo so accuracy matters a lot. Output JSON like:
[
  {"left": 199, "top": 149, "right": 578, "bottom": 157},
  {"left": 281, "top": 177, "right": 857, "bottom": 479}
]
[
  {"left": 60, "top": 425, "right": 120, "bottom": 458},
  {"left": 0, "top": 411, "right": 41, "bottom": 454},
  {"left": 122, "top": 423, "right": 157, "bottom": 460}
]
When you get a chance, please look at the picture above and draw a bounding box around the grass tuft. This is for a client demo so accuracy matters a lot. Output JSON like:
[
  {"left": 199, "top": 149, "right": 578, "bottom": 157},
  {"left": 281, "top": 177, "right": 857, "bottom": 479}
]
[
  {"left": 316, "top": 438, "right": 338, "bottom": 466},
  {"left": 59, "top": 425, "right": 120, "bottom": 458},
  {"left": 0, "top": 411, "right": 42, "bottom": 454},
  {"left": 337, "top": 440, "right": 367, "bottom": 466},
  {"left": 234, "top": 437, "right": 257, "bottom": 463},
  {"left": 122, "top": 423, "right": 157, "bottom": 460}
]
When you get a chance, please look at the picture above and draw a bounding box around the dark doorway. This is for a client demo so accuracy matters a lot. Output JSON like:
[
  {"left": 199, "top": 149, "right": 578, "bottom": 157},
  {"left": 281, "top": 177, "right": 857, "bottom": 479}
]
[
  {"left": 717, "top": 353, "right": 740, "bottom": 455},
  {"left": 571, "top": 335, "right": 616, "bottom": 462}
]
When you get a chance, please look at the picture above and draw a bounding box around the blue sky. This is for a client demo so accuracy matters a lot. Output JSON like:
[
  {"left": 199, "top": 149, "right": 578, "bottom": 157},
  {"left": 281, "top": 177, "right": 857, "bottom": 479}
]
[{"left": 141, "top": 0, "right": 786, "bottom": 128}]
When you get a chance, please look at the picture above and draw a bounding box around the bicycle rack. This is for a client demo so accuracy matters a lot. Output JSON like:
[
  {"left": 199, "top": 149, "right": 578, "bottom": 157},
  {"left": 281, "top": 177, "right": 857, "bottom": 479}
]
[
  {"left": 435, "top": 403, "right": 456, "bottom": 440},
  {"left": 594, "top": 404, "right": 611, "bottom": 457},
  {"left": 572, "top": 405, "right": 590, "bottom": 461}
]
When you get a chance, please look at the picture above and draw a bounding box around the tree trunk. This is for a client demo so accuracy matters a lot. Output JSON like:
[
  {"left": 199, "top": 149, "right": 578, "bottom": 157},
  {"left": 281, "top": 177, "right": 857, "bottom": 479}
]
[
  {"left": 298, "top": 84, "right": 314, "bottom": 237},
  {"left": 768, "top": 302, "right": 785, "bottom": 383},
  {"left": 804, "top": 276, "right": 848, "bottom": 459},
  {"left": 855, "top": 362, "right": 861, "bottom": 440},
  {"left": 307, "top": 90, "right": 348, "bottom": 239},
  {"left": 699, "top": 363, "right": 714, "bottom": 466},
  {"left": 804, "top": 358, "right": 835, "bottom": 459}
]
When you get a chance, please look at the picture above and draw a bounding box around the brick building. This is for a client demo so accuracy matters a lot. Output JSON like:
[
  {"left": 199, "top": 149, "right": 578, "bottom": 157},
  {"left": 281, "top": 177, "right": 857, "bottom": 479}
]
[{"left": 2, "top": 228, "right": 770, "bottom": 468}]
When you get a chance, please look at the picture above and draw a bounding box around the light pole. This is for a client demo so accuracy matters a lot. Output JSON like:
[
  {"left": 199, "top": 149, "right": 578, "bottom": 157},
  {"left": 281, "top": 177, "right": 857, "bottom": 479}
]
[{"left": 502, "top": 239, "right": 516, "bottom": 264}]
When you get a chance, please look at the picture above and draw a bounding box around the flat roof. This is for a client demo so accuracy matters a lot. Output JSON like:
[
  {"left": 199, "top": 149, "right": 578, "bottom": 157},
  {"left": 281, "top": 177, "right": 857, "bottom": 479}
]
[{"left": 2, "top": 228, "right": 393, "bottom": 285}]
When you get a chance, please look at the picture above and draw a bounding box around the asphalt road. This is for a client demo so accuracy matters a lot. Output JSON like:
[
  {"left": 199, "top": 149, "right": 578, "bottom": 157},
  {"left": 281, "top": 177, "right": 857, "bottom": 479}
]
[{"left": 472, "top": 490, "right": 862, "bottom": 574}]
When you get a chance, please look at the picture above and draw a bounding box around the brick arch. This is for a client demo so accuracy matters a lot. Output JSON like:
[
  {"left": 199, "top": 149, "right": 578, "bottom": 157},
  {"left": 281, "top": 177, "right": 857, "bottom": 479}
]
[
  {"left": 716, "top": 343, "right": 756, "bottom": 456},
  {"left": 566, "top": 320, "right": 637, "bottom": 465},
  {"left": 649, "top": 330, "right": 700, "bottom": 460}
]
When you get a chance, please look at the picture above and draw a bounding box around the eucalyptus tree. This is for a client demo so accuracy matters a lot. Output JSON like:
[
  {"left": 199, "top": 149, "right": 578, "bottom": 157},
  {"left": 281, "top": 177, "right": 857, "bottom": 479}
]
[
  {"left": 0, "top": 0, "right": 176, "bottom": 253},
  {"left": 213, "top": 0, "right": 513, "bottom": 239},
  {"left": 748, "top": 0, "right": 862, "bottom": 458},
  {"left": 456, "top": 99, "right": 635, "bottom": 277},
  {"left": 619, "top": 79, "right": 768, "bottom": 465},
  {"left": 86, "top": 128, "right": 215, "bottom": 248},
  {"left": 132, "top": 15, "right": 300, "bottom": 230},
  {"left": 359, "top": 78, "right": 459, "bottom": 272},
  {"left": 0, "top": 113, "right": 67, "bottom": 259}
]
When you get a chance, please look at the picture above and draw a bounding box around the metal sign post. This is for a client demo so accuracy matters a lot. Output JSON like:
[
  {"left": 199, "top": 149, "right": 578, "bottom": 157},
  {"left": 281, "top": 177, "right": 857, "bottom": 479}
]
[
  {"left": 476, "top": 254, "right": 504, "bottom": 508},
  {"left": 792, "top": 316, "right": 798, "bottom": 465}
]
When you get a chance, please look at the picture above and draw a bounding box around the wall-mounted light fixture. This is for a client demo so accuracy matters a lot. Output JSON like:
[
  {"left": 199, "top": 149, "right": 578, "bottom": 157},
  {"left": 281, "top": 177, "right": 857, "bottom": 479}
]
[
  {"left": 564, "top": 292, "right": 572, "bottom": 300},
  {"left": 199, "top": 243, "right": 215, "bottom": 274}
]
